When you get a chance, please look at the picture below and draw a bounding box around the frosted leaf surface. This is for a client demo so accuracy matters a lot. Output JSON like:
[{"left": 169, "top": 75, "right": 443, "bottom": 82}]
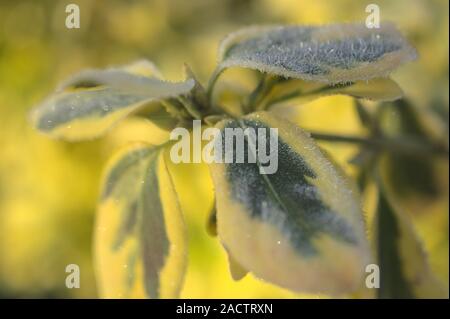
[{"left": 218, "top": 23, "right": 417, "bottom": 84}]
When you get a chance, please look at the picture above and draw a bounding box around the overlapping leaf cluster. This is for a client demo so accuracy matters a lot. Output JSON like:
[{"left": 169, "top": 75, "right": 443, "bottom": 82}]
[{"left": 31, "top": 23, "right": 448, "bottom": 298}]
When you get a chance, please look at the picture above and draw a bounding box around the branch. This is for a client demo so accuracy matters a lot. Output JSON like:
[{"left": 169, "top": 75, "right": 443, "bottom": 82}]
[{"left": 309, "top": 132, "right": 449, "bottom": 158}]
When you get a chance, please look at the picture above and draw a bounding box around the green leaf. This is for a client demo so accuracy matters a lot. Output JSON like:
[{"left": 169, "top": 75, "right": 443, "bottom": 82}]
[
  {"left": 258, "top": 77, "right": 403, "bottom": 109},
  {"left": 205, "top": 201, "right": 218, "bottom": 237},
  {"left": 375, "top": 165, "right": 447, "bottom": 298},
  {"left": 225, "top": 248, "right": 248, "bottom": 281},
  {"left": 381, "top": 100, "right": 439, "bottom": 198},
  {"left": 183, "top": 64, "right": 209, "bottom": 111},
  {"left": 95, "top": 143, "right": 187, "bottom": 298},
  {"left": 430, "top": 96, "right": 449, "bottom": 132},
  {"left": 56, "top": 60, "right": 164, "bottom": 92},
  {"left": 31, "top": 60, "right": 195, "bottom": 141},
  {"left": 217, "top": 23, "right": 416, "bottom": 84},
  {"left": 209, "top": 111, "right": 370, "bottom": 295},
  {"left": 333, "top": 78, "right": 403, "bottom": 101},
  {"left": 132, "top": 103, "right": 180, "bottom": 131},
  {"left": 355, "top": 100, "right": 372, "bottom": 128},
  {"left": 349, "top": 147, "right": 378, "bottom": 193}
]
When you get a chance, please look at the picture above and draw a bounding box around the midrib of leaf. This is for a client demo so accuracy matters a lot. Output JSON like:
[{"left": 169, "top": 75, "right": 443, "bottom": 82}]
[
  {"left": 376, "top": 186, "right": 414, "bottom": 298},
  {"left": 236, "top": 119, "right": 314, "bottom": 236},
  {"left": 103, "top": 155, "right": 144, "bottom": 200},
  {"left": 138, "top": 150, "right": 170, "bottom": 299},
  {"left": 105, "top": 142, "right": 174, "bottom": 298},
  {"left": 107, "top": 148, "right": 155, "bottom": 251}
]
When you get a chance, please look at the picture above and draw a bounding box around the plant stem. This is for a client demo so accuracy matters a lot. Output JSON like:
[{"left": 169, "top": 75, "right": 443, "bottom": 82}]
[
  {"left": 309, "top": 132, "right": 449, "bottom": 158},
  {"left": 206, "top": 67, "right": 225, "bottom": 103},
  {"left": 265, "top": 83, "right": 354, "bottom": 109},
  {"left": 243, "top": 75, "right": 265, "bottom": 112},
  {"left": 178, "top": 96, "right": 202, "bottom": 120}
]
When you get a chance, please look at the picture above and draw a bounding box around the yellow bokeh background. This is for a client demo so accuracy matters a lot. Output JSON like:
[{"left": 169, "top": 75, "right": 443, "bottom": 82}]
[{"left": 0, "top": 0, "right": 447, "bottom": 298}]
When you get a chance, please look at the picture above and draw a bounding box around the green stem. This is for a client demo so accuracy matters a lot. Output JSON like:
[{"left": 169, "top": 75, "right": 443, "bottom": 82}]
[
  {"left": 265, "top": 83, "right": 354, "bottom": 109},
  {"left": 309, "top": 132, "right": 449, "bottom": 158},
  {"left": 265, "top": 89, "right": 302, "bottom": 108},
  {"left": 244, "top": 74, "right": 269, "bottom": 112},
  {"left": 178, "top": 96, "right": 202, "bottom": 120},
  {"left": 206, "top": 67, "right": 225, "bottom": 103}
]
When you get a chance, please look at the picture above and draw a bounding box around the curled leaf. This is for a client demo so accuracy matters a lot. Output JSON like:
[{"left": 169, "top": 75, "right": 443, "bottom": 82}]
[
  {"left": 259, "top": 77, "right": 403, "bottom": 109},
  {"left": 95, "top": 143, "right": 187, "bottom": 298},
  {"left": 183, "top": 64, "right": 209, "bottom": 111},
  {"left": 56, "top": 60, "right": 164, "bottom": 92},
  {"left": 218, "top": 23, "right": 416, "bottom": 84},
  {"left": 31, "top": 60, "right": 195, "bottom": 140},
  {"left": 209, "top": 111, "right": 370, "bottom": 295}
]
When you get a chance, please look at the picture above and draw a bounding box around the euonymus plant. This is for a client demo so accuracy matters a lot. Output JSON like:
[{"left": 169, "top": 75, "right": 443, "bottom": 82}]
[{"left": 31, "top": 23, "right": 448, "bottom": 298}]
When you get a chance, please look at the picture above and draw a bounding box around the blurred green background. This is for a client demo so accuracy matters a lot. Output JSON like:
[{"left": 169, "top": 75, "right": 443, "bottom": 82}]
[{"left": 0, "top": 0, "right": 448, "bottom": 298}]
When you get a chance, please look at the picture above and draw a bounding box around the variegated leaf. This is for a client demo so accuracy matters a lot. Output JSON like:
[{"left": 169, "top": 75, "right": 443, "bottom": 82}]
[
  {"left": 218, "top": 23, "right": 416, "bottom": 84},
  {"left": 205, "top": 202, "right": 218, "bottom": 237},
  {"left": 95, "top": 143, "right": 187, "bottom": 298},
  {"left": 375, "top": 163, "right": 447, "bottom": 298},
  {"left": 381, "top": 99, "right": 439, "bottom": 198},
  {"left": 225, "top": 248, "right": 248, "bottom": 281},
  {"left": 209, "top": 111, "right": 370, "bottom": 295},
  {"left": 31, "top": 60, "right": 195, "bottom": 140},
  {"left": 258, "top": 77, "right": 403, "bottom": 109}
]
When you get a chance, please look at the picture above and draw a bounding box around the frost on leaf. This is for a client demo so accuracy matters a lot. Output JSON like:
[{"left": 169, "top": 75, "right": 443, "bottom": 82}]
[
  {"left": 218, "top": 23, "right": 417, "bottom": 84},
  {"left": 30, "top": 60, "right": 195, "bottom": 141},
  {"left": 95, "top": 144, "right": 187, "bottom": 298},
  {"left": 209, "top": 111, "right": 371, "bottom": 295}
]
